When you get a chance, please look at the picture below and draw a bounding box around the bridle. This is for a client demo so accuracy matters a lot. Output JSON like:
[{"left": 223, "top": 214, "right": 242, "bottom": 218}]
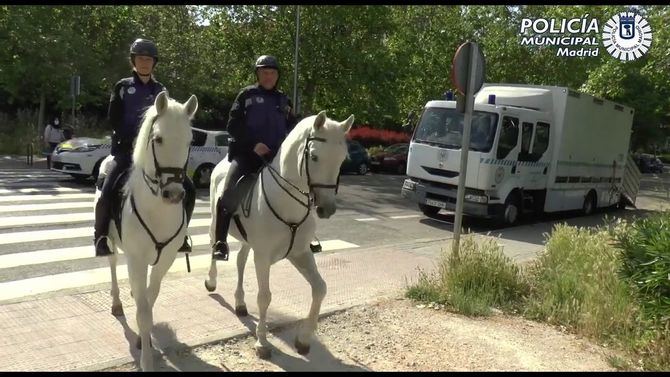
[
  {"left": 252, "top": 134, "right": 341, "bottom": 259},
  {"left": 128, "top": 115, "right": 189, "bottom": 268},
  {"left": 141, "top": 117, "right": 188, "bottom": 196}
]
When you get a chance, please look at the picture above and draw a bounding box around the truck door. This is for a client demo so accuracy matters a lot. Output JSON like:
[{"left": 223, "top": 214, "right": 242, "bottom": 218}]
[
  {"left": 518, "top": 121, "right": 552, "bottom": 190},
  {"left": 496, "top": 115, "right": 521, "bottom": 189}
]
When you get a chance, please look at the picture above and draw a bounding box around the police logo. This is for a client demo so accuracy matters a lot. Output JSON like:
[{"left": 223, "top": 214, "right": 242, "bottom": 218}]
[
  {"left": 127, "top": 87, "right": 136, "bottom": 95},
  {"left": 602, "top": 11, "right": 652, "bottom": 61},
  {"left": 231, "top": 101, "right": 240, "bottom": 111},
  {"left": 255, "top": 96, "right": 264, "bottom": 104}
]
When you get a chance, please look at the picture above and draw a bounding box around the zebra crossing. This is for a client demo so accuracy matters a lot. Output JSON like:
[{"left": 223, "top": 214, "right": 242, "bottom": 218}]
[{"left": 0, "top": 167, "right": 359, "bottom": 304}]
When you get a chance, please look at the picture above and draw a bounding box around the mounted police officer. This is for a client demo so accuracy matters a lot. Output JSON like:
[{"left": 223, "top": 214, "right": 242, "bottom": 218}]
[
  {"left": 212, "top": 55, "right": 297, "bottom": 261},
  {"left": 94, "top": 38, "right": 196, "bottom": 257}
]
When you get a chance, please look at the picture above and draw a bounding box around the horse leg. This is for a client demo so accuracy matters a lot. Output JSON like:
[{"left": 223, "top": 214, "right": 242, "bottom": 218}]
[
  {"left": 205, "top": 198, "right": 219, "bottom": 292},
  {"left": 253, "top": 259, "right": 272, "bottom": 359},
  {"left": 127, "top": 260, "right": 153, "bottom": 371},
  {"left": 147, "top": 256, "right": 171, "bottom": 310},
  {"left": 234, "top": 244, "right": 251, "bottom": 316},
  {"left": 205, "top": 257, "right": 218, "bottom": 292},
  {"left": 109, "top": 249, "right": 123, "bottom": 317},
  {"left": 288, "top": 251, "right": 327, "bottom": 355}
]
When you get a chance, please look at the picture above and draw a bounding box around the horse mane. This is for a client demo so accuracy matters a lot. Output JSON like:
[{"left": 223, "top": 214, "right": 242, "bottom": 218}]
[
  {"left": 278, "top": 114, "right": 343, "bottom": 177},
  {"left": 132, "top": 97, "right": 183, "bottom": 165}
]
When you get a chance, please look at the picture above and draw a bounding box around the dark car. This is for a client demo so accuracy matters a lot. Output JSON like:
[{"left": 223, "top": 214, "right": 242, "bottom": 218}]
[
  {"left": 340, "top": 140, "right": 370, "bottom": 175},
  {"left": 635, "top": 154, "right": 664, "bottom": 174},
  {"left": 369, "top": 143, "right": 409, "bottom": 175}
]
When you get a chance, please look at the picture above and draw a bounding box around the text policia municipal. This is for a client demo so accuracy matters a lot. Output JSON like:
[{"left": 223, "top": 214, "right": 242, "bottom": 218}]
[{"left": 520, "top": 16, "right": 600, "bottom": 57}]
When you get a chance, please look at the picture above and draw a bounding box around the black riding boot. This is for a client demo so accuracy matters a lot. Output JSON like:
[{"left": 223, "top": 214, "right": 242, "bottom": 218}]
[
  {"left": 94, "top": 199, "right": 113, "bottom": 257},
  {"left": 178, "top": 177, "right": 197, "bottom": 253},
  {"left": 212, "top": 199, "right": 233, "bottom": 261}
]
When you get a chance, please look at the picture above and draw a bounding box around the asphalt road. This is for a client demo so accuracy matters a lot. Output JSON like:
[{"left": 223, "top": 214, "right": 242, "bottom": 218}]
[{"left": 0, "top": 157, "right": 668, "bottom": 304}]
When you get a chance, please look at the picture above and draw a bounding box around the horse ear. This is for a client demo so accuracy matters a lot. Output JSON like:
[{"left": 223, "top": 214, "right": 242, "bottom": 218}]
[
  {"left": 184, "top": 95, "right": 198, "bottom": 119},
  {"left": 341, "top": 114, "right": 355, "bottom": 133},
  {"left": 155, "top": 91, "right": 169, "bottom": 116},
  {"left": 313, "top": 110, "right": 327, "bottom": 131}
]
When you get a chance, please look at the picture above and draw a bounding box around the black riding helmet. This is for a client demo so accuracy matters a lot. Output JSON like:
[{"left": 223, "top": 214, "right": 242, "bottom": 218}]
[
  {"left": 130, "top": 38, "right": 159, "bottom": 65},
  {"left": 254, "top": 55, "right": 280, "bottom": 90}
]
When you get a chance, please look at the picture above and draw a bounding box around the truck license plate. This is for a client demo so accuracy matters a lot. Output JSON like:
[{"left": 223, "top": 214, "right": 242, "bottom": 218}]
[{"left": 425, "top": 199, "right": 446, "bottom": 208}]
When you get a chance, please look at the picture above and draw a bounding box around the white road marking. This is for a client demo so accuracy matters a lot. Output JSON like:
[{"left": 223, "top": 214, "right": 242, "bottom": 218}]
[
  {"left": 0, "top": 239, "right": 359, "bottom": 301},
  {"left": 355, "top": 217, "right": 379, "bottom": 222},
  {"left": 0, "top": 218, "right": 213, "bottom": 245},
  {"left": 0, "top": 201, "right": 211, "bottom": 214},
  {"left": 389, "top": 214, "right": 421, "bottom": 219}
]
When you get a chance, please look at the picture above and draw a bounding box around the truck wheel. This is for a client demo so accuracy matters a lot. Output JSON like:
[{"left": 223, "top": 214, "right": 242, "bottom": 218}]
[
  {"left": 193, "top": 164, "right": 215, "bottom": 188},
  {"left": 582, "top": 191, "right": 597, "bottom": 215},
  {"left": 498, "top": 192, "right": 521, "bottom": 226},
  {"left": 418, "top": 203, "right": 441, "bottom": 216},
  {"left": 357, "top": 163, "right": 369, "bottom": 175}
]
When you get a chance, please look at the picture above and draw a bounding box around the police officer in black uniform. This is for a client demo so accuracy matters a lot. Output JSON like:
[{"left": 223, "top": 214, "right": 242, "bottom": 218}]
[
  {"left": 94, "top": 38, "right": 196, "bottom": 257},
  {"left": 211, "top": 55, "right": 297, "bottom": 260}
]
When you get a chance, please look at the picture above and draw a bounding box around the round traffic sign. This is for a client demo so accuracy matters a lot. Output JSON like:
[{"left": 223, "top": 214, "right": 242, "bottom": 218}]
[{"left": 451, "top": 41, "right": 486, "bottom": 95}]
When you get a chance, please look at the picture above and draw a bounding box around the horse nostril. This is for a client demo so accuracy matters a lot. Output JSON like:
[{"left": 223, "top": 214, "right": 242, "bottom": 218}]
[{"left": 162, "top": 191, "right": 170, "bottom": 199}]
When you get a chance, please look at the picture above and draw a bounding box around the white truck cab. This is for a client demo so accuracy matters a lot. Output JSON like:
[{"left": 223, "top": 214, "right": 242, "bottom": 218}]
[{"left": 401, "top": 84, "right": 640, "bottom": 225}]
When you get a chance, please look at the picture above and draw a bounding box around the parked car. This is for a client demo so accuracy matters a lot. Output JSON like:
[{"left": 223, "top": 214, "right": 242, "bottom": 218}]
[
  {"left": 635, "top": 153, "right": 664, "bottom": 174},
  {"left": 369, "top": 143, "right": 409, "bottom": 175},
  {"left": 340, "top": 140, "right": 370, "bottom": 175},
  {"left": 50, "top": 127, "right": 229, "bottom": 187}
]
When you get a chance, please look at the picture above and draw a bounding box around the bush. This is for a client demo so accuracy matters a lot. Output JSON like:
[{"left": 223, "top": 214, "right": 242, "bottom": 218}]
[
  {"left": 524, "top": 224, "right": 639, "bottom": 341},
  {"left": 612, "top": 212, "right": 670, "bottom": 322},
  {"left": 406, "top": 236, "right": 529, "bottom": 316},
  {"left": 348, "top": 126, "right": 410, "bottom": 148}
]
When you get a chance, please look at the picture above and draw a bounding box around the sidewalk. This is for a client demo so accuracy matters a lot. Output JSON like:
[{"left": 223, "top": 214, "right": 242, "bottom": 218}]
[
  {"left": 0, "top": 155, "right": 48, "bottom": 170},
  {"left": 0, "top": 236, "right": 544, "bottom": 372}
]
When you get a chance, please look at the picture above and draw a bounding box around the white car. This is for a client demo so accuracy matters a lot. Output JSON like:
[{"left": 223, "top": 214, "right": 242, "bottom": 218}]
[{"left": 50, "top": 127, "right": 229, "bottom": 188}]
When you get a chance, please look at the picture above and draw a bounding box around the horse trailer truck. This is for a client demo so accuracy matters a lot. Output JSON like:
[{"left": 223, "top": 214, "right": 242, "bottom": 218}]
[{"left": 401, "top": 83, "right": 641, "bottom": 225}]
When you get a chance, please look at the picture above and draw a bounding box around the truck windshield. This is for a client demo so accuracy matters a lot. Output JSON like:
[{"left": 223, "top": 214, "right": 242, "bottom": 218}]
[{"left": 413, "top": 107, "right": 499, "bottom": 152}]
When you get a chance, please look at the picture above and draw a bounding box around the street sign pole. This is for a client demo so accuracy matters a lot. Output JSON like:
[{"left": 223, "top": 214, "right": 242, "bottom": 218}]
[{"left": 451, "top": 42, "right": 485, "bottom": 260}]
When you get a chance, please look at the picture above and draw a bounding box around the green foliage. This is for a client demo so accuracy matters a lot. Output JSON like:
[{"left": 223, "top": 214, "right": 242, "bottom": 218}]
[
  {"left": 611, "top": 213, "right": 670, "bottom": 323},
  {"left": 524, "top": 224, "right": 639, "bottom": 341},
  {"left": 1, "top": 5, "right": 669, "bottom": 152},
  {"left": 406, "top": 236, "right": 528, "bottom": 316}
]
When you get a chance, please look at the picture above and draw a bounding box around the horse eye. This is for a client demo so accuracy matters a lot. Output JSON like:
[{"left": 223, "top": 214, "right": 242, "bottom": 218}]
[
  {"left": 311, "top": 154, "right": 318, "bottom": 162},
  {"left": 155, "top": 136, "right": 163, "bottom": 144}
]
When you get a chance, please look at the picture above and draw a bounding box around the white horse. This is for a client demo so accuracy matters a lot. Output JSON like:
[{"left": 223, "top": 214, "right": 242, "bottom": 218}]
[
  {"left": 94, "top": 91, "right": 198, "bottom": 371},
  {"left": 205, "top": 111, "right": 354, "bottom": 359}
]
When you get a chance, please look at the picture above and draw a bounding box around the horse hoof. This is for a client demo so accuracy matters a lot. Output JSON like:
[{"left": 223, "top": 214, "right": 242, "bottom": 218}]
[
  {"left": 235, "top": 306, "right": 248, "bottom": 317},
  {"left": 255, "top": 346, "right": 271, "bottom": 360},
  {"left": 111, "top": 304, "right": 124, "bottom": 317},
  {"left": 204, "top": 280, "right": 216, "bottom": 292},
  {"left": 295, "top": 337, "right": 311, "bottom": 355},
  {"left": 136, "top": 337, "right": 152, "bottom": 350}
]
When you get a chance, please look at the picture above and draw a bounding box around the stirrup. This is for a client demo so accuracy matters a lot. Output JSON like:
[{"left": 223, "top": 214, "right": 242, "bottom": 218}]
[
  {"left": 178, "top": 235, "right": 192, "bottom": 253},
  {"left": 212, "top": 241, "right": 229, "bottom": 261},
  {"left": 95, "top": 236, "right": 113, "bottom": 257}
]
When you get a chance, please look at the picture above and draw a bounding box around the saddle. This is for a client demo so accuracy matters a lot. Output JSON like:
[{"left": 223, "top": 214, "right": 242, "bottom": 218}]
[
  {"left": 97, "top": 168, "right": 131, "bottom": 241},
  {"left": 225, "top": 172, "right": 322, "bottom": 254}
]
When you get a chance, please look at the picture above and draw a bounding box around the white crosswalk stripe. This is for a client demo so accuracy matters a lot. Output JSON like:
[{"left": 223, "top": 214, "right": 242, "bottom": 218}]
[{"left": 0, "top": 168, "right": 362, "bottom": 302}]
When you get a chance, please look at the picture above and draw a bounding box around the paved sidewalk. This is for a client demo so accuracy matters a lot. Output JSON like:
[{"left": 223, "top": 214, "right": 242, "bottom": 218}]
[
  {"left": 0, "top": 234, "right": 544, "bottom": 372},
  {"left": 0, "top": 155, "right": 47, "bottom": 170}
]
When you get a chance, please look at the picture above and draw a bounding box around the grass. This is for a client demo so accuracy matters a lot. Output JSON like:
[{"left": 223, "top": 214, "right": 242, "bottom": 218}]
[
  {"left": 406, "top": 236, "right": 528, "bottom": 317},
  {"left": 406, "top": 220, "right": 670, "bottom": 371}
]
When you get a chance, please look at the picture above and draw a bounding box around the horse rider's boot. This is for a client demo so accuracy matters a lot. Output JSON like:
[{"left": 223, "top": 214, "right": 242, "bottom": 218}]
[
  {"left": 93, "top": 197, "right": 113, "bottom": 257},
  {"left": 212, "top": 206, "right": 232, "bottom": 261},
  {"left": 95, "top": 235, "right": 113, "bottom": 257},
  {"left": 178, "top": 235, "right": 192, "bottom": 253},
  {"left": 179, "top": 177, "right": 196, "bottom": 253}
]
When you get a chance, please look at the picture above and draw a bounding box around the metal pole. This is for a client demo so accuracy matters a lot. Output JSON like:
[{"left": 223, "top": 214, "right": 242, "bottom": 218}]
[
  {"left": 292, "top": 5, "right": 300, "bottom": 115},
  {"left": 452, "top": 43, "right": 479, "bottom": 260}
]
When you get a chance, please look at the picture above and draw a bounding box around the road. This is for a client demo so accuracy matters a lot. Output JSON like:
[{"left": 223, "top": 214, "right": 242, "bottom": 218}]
[{"left": 1, "top": 158, "right": 668, "bottom": 305}]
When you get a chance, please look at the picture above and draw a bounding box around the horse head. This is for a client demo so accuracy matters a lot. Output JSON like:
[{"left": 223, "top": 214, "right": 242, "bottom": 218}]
[
  {"left": 286, "top": 110, "right": 354, "bottom": 219},
  {"left": 133, "top": 91, "right": 198, "bottom": 204}
]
